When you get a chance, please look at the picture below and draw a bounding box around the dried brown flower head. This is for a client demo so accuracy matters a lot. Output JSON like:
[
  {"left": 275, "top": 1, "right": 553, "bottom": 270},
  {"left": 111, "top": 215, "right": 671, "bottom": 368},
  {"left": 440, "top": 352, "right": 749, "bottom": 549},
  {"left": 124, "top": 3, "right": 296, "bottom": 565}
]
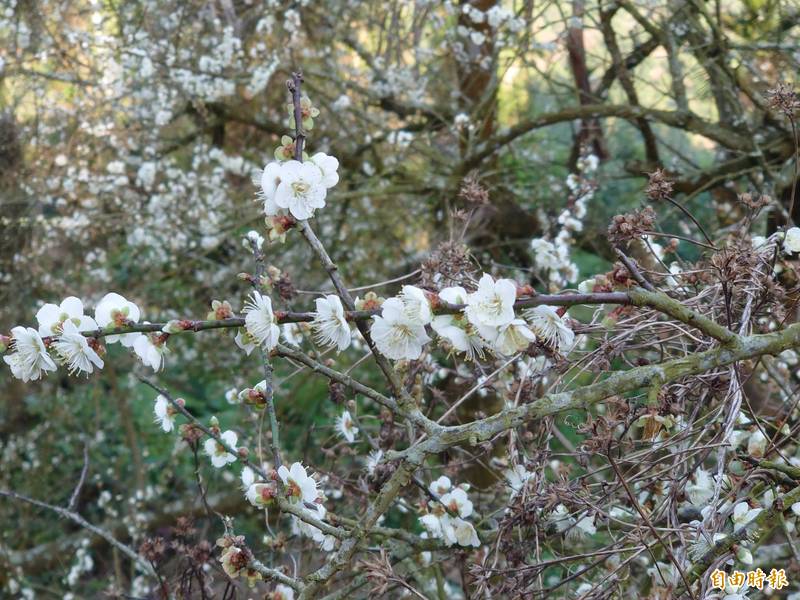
[
  {"left": 420, "top": 240, "right": 476, "bottom": 289},
  {"left": 607, "top": 206, "right": 656, "bottom": 246},
  {"left": 766, "top": 83, "right": 799, "bottom": 118},
  {"left": 459, "top": 172, "right": 490, "bottom": 206},
  {"left": 738, "top": 192, "right": 771, "bottom": 211},
  {"left": 645, "top": 169, "right": 674, "bottom": 201}
]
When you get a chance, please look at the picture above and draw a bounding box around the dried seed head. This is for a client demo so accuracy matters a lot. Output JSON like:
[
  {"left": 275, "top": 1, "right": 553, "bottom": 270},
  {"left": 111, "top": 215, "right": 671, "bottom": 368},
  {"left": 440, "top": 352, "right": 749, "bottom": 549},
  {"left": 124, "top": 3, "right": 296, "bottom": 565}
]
[
  {"left": 645, "top": 169, "right": 674, "bottom": 201},
  {"left": 607, "top": 206, "right": 656, "bottom": 246},
  {"left": 766, "top": 83, "right": 799, "bottom": 118}
]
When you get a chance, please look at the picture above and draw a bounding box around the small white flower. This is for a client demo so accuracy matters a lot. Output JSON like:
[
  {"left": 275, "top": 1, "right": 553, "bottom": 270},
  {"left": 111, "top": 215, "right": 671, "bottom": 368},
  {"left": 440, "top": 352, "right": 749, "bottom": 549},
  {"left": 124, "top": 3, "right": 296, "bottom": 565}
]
[
  {"left": 431, "top": 286, "right": 486, "bottom": 360},
  {"left": 309, "top": 152, "right": 339, "bottom": 189},
  {"left": 479, "top": 319, "right": 536, "bottom": 355},
  {"left": 549, "top": 504, "right": 575, "bottom": 532},
  {"left": 36, "top": 296, "right": 97, "bottom": 337},
  {"left": 505, "top": 465, "right": 533, "bottom": 498},
  {"left": 243, "top": 291, "right": 280, "bottom": 350},
  {"left": 440, "top": 488, "right": 473, "bottom": 518},
  {"left": 365, "top": 449, "right": 383, "bottom": 475},
  {"left": 272, "top": 583, "right": 295, "bottom": 600},
  {"left": 524, "top": 305, "right": 575, "bottom": 351},
  {"left": 335, "top": 410, "right": 358, "bottom": 443},
  {"left": 312, "top": 295, "right": 351, "bottom": 351},
  {"left": 225, "top": 387, "right": 239, "bottom": 404},
  {"left": 243, "top": 230, "right": 264, "bottom": 250},
  {"left": 442, "top": 516, "right": 480, "bottom": 547},
  {"left": 784, "top": 227, "right": 800, "bottom": 253},
  {"left": 371, "top": 298, "right": 431, "bottom": 360},
  {"left": 133, "top": 334, "right": 168, "bottom": 371},
  {"left": 686, "top": 468, "right": 714, "bottom": 506},
  {"left": 731, "top": 501, "right": 762, "bottom": 528},
  {"left": 419, "top": 513, "right": 443, "bottom": 537},
  {"left": 204, "top": 430, "right": 238, "bottom": 468},
  {"left": 429, "top": 475, "right": 452, "bottom": 497},
  {"left": 277, "top": 461, "right": 319, "bottom": 504},
  {"left": 153, "top": 395, "right": 176, "bottom": 432},
  {"left": 274, "top": 160, "right": 327, "bottom": 220},
  {"left": 3, "top": 326, "right": 57, "bottom": 382},
  {"left": 746, "top": 429, "right": 767, "bottom": 458},
  {"left": 53, "top": 320, "right": 104, "bottom": 375},
  {"left": 575, "top": 515, "right": 597, "bottom": 536},
  {"left": 465, "top": 274, "right": 517, "bottom": 328},
  {"left": 94, "top": 292, "right": 142, "bottom": 347},
  {"left": 398, "top": 285, "right": 432, "bottom": 325}
]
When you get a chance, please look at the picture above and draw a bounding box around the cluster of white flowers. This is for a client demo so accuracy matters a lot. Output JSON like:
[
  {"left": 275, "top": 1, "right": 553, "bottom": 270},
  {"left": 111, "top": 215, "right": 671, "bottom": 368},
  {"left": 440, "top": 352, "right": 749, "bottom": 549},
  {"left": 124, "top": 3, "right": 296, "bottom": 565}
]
[
  {"left": 370, "top": 275, "right": 574, "bottom": 361},
  {"left": 2, "top": 293, "right": 173, "bottom": 380},
  {"left": 530, "top": 153, "right": 599, "bottom": 290},
  {"left": 419, "top": 476, "right": 480, "bottom": 548}
]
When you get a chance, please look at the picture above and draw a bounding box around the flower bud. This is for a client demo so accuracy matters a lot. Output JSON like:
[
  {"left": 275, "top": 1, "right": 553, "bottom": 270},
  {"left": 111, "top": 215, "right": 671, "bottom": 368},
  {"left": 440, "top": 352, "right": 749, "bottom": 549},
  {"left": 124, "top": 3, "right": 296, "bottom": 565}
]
[
  {"left": 162, "top": 320, "right": 184, "bottom": 334},
  {"left": 237, "top": 447, "right": 249, "bottom": 459},
  {"left": 210, "top": 416, "right": 220, "bottom": 428}
]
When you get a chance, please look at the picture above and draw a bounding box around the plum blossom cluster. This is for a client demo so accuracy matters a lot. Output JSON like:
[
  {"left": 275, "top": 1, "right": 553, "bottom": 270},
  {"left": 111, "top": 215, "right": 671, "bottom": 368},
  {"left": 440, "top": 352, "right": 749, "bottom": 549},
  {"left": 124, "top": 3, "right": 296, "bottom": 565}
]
[
  {"left": 370, "top": 275, "right": 574, "bottom": 361},
  {"left": 530, "top": 152, "right": 599, "bottom": 290},
  {"left": 2, "top": 293, "right": 171, "bottom": 381},
  {"left": 419, "top": 476, "right": 480, "bottom": 548},
  {"left": 241, "top": 461, "right": 336, "bottom": 552}
]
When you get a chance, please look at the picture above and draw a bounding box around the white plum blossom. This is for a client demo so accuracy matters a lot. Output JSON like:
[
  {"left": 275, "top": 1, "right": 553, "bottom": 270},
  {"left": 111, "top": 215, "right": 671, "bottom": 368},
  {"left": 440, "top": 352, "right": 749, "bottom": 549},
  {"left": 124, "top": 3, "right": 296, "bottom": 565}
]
[
  {"left": 429, "top": 475, "right": 452, "bottom": 496},
  {"left": 524, "top": 305, "right": 575, "bottom": 351},
  {"left": 243, "top": 230, "right": 264, "bottom": 250},
  {"left": 365, "top": 449, "right": 383, "bottom": 475},
  {"left": 784, "top": 227, "right": 800, "bottom": 253},
  {"left": 335, "top": 410, "right": 358, "bottom": 443},
  {"left": 398, "top": 285, "right": 432, "bottom": 325},
  {"left": 52, "top": 320, "right": 104, "bottom": 375},
  {"left": 133, "top": 333, "right": 168, "bottom": 371},
  {"left": 442, "top": 517, "right": 480, "bottom": 547},
  {"left": 291, "top": 502, "right": 336, "bottom": 552},
  {"left": 746, "top": 429, "right": 767, "bottom": 458},
  {"left": 440, "top": 488, "right": 473, "bottom": 518},
  {"left": 243, "top": 291, "right": 280, "bottom": 350},
  {"left": 731, "top": 501, "right": 762, "bottom": 528},
  {"left": 94, "top": 292, "right": 142, "bottom": 347},
  {"left": 4, "top": 326, "right": 57, "bottom": 382},
  {"left": 371, "top": 298, "right": 431, "bottom": 360},
  {"left": 312, "top": 295, "right": 351, "bottom": 351},
  {"left": 274, "top": 160, "right": 327, "bottom": 220},
  {"left": 431, "top": 286, "right": 486, "bottom": 360},
  {"left": 153, "top": 395, "right": 177, "bottom": 432},
  {"left": 204, "top": 430, "right": 239, "bottom": 468},
  {"left": 478, "top": 319, "right": 536, "bottom": 355},
  {"left": 272, "top": 583, "right": 295, "bottom": 600},
  {"left": 278, "top": 461, "right": 319, "bottom": 504},
  {"left": 419, "top": 513, "right": 443, "bottom": 537},
  {"left": 465, "top": 274, "right": 517, "bottom": 328},
  {"left": 420, "top": 478, "right": 481, "bottom": 548},
  {"left": 309, "top": 152, "right": 339, "bottom": 189},
  {"left": 505, "top": 464, "right": 534, "bottom": 498},
  {"left": 549, "top": 504, "right": 574, "bottom": 532},
  {"left": 36, "top": 296, "right": 97, "bottom": 337},
  {"left": 685, "top": 468, "right": 715, "bottom": 506}
]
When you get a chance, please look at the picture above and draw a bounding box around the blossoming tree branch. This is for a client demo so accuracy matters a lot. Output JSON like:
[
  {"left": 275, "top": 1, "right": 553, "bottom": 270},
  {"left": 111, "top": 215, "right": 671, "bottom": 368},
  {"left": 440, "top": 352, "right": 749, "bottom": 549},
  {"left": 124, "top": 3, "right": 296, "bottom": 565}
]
[{"left": 4, "top": 71, "right": 800, "bottom": 599}]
